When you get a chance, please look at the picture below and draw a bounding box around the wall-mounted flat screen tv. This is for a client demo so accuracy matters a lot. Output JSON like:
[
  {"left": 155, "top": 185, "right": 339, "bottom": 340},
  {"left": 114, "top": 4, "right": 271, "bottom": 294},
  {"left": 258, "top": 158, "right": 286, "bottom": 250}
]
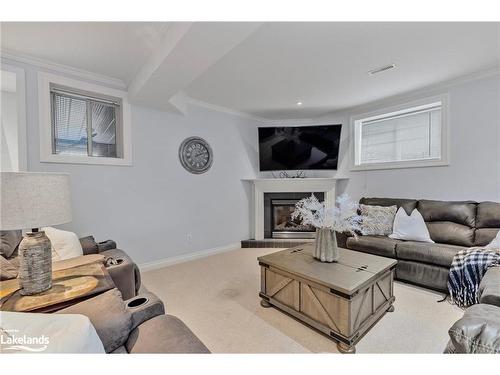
[{"left": 258, "top": 125, "right": 342, "bottom": 171}]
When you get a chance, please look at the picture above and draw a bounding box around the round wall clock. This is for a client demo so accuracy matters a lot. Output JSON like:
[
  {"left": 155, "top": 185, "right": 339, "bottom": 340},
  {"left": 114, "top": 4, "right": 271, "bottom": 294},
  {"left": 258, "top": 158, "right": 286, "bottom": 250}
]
[{"left": 179, "top": 136, "right": 214, "bottom": 174}]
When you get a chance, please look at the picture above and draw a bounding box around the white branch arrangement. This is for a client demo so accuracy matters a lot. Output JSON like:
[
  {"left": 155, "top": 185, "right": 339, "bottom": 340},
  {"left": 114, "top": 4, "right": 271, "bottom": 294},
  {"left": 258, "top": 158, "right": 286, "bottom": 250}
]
[{"left": 291, "top": 193, "right": 362, "bottom": 234}]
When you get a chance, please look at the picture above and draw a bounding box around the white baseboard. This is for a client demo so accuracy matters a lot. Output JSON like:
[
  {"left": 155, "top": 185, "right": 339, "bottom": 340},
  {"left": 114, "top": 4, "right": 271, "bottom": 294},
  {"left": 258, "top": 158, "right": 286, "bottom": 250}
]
[{"left": 138, "top": 242, "right": 241, "bottom": 272}]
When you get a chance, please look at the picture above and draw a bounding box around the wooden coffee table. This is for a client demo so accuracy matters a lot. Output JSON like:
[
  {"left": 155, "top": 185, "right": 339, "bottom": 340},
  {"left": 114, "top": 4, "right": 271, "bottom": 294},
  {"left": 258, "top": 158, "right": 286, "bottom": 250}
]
[{"left": 258, "top": 244, "right": 397, "bottom": 353}]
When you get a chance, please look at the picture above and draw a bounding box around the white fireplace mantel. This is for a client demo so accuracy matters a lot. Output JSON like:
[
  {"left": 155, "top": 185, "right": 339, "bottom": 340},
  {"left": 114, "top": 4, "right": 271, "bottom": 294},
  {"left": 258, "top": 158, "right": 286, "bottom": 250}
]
[{"left": 243, "top": 177, "right": 348, "bottom": 240}]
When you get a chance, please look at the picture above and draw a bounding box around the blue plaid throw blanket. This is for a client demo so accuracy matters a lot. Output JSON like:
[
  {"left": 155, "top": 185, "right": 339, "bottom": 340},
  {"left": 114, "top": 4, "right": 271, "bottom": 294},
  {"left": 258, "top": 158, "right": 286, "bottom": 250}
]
[{"left": 447, "top": 248, "right": 500, "bottom": 308}]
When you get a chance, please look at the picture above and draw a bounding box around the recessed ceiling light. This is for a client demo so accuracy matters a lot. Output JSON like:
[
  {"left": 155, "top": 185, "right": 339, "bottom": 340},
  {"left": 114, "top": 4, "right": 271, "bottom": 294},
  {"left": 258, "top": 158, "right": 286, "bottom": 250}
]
[
  {"left": 296, "top": 101, "right": 303, "bottom": 106},
  {"left": 368, "top": 64, "right": 396, "bottom": 75}
]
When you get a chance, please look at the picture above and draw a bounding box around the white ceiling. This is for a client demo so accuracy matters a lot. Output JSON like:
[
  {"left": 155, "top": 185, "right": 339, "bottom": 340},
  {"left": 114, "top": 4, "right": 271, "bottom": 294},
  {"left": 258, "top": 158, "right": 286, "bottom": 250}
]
[
  {"left": 186, "top": 22, "right": 500, "bottom": 119},
  {"left": 1, "top": 22, "right": 499, "bottom": 119},
  {"left": 1, "top": 22, "right": 170, "bottom": 84}
]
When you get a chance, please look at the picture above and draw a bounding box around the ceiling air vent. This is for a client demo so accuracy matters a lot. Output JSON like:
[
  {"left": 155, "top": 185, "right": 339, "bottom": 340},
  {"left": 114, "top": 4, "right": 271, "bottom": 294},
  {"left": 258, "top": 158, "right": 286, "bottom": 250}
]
[{"left": 368, "top": 64, "right": 396, "bottom": 75}]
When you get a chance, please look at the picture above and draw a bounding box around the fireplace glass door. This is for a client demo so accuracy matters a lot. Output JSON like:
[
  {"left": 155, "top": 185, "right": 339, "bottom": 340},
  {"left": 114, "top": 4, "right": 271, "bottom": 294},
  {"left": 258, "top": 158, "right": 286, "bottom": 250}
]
[{"left": 271, "top": 199, "right": 316, "bottom": 239}]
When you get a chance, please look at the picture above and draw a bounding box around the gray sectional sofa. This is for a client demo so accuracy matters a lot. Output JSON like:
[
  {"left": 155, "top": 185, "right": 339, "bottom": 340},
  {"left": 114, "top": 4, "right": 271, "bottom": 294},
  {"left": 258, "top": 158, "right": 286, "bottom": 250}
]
[
  {"left": 337, "top": 197, "right": 500, "bottom": 292},
  {"left": 337, "top": 197, "right": 500, "bottom": 353}
]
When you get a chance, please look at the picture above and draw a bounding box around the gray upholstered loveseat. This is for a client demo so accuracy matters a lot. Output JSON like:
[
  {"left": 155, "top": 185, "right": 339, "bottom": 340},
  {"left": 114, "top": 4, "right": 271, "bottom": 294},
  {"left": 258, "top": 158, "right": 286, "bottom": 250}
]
[{"left": 337, "top": 197, "right": 500, "bottom": 353}]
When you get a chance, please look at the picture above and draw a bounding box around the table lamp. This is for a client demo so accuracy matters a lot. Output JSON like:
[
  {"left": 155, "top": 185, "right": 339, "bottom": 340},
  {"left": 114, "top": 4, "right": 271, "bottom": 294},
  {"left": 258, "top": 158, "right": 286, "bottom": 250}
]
[{"left": 1, "top": 172, "right": 72, "bottom": 295}]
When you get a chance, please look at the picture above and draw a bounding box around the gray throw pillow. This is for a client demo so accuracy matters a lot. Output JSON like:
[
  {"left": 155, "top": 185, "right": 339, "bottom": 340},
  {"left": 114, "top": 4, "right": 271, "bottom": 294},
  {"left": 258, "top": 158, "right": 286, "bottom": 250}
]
[
  {"left": 56, "top": 288, "right": 133, "bottom": 353},
  {"left": 0, "top": 230, "right": 22, "bottom": 258},
  {"left": 360, "top": 204, "right": 397, "bottom": 236},
  {"left": 0, "top": 255, "right": 19, "bottom": 280}
]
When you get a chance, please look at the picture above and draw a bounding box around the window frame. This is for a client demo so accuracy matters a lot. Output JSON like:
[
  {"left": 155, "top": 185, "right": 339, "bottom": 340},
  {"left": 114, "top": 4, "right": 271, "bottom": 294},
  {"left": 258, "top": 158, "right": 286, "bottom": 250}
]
[
  {"left": 349, "top": 94, "right": 449, "bottom": 171},
  {"left": 38, "top": 72, "right": 132, "bottom": 166}
]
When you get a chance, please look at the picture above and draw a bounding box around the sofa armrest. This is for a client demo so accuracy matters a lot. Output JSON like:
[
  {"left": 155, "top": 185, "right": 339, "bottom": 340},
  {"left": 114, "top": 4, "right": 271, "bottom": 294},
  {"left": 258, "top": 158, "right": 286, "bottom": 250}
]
[
  {"left": 79, "top": 236, "right": 99, "bottom": 255},
  {"left": 335, "top": 231, "right": 353, "bottom": 249},
  {"left": 125, "top": 292, "right": 165, "bottom": 330},
  {"left": 447, "top": 304, "right": 500, "bottom": 354},
  {"left": 97, "top": 240, "right": 117, "bottom": 252},
  {"left": 101, "top": 248, "right": 139, "bottom": 299},
  {"left": 479, "top": 266, "right": 500, "bottom": 307}
]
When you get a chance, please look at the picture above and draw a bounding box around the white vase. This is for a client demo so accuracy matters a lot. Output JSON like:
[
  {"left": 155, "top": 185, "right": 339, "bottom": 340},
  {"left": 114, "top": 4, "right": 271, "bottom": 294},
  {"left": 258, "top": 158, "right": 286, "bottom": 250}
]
[{"left": 314, "top": 228, "right": 339, "bottom": 263}]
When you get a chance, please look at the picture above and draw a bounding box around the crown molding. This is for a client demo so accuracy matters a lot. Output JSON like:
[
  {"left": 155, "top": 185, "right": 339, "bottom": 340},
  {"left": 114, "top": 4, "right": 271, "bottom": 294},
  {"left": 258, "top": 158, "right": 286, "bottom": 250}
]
[
  {"left": 184, "top": 95, "right": 268, "bottom": 123},
  {"left": 251, "top": 65, "right": 500, "bottom": 124},
  {"left": 315, "top": 65, "right": 500, "bottom": 120},
  {"left": 0, "top": 49, "right": 127, "bottom": 90}
]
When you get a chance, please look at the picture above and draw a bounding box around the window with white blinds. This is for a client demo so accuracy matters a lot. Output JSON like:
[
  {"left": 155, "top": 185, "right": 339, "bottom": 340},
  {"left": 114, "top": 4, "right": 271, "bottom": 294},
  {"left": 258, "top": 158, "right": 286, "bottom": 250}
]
[
  {"left": 51, "top": 88, "right": 121, "bottom": 158},
  {"left": 352, "top": 98, "right": 448, "bottom": 170}
]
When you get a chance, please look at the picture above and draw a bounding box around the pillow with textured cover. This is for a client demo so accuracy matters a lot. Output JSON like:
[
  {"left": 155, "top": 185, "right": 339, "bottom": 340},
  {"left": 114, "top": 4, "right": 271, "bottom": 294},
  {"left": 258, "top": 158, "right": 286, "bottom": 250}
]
[
  {"left": 359, "top": 204, "right": 397, "bottom": 236},
  {"left": 389, "top": 207, "right": 434, "bottom": 243}
]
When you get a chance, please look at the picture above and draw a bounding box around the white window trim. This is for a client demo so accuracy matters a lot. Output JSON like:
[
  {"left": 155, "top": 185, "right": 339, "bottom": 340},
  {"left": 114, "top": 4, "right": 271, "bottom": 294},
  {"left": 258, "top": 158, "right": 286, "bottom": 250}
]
[
  {"left": 349, "top": 94, "right": 450, "bottom": 171},
  {"left": 38, "top": 72, "right": 132, "bottom": 166}
]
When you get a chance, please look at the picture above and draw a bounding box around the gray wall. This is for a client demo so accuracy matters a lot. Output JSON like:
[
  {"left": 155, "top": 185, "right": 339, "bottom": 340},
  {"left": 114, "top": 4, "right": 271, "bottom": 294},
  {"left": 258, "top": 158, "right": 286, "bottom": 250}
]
[
  {"left": 4, "top": 59, "right": 261, "bottom": 264},
  {"left": 260, "top": 73, "right": 500, "bottom": 203}
]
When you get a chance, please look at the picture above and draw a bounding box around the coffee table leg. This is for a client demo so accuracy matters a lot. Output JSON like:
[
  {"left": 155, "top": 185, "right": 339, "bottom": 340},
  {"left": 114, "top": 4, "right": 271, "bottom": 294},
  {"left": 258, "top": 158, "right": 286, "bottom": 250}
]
[
  {"left": 387, "top": 305, "right": 395, "bottom": 312},
  {"left": 260, "top": 299, "right": 272, "bottom": 308},
  {"left": 337, "top": 342, "right": 356, "bottom": 354}
]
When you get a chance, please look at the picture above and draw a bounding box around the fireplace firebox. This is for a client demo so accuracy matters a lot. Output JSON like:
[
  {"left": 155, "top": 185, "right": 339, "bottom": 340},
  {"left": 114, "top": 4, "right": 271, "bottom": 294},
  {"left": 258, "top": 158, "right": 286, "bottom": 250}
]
[{"left": 264, "top": 192, "right": 324, "bottom": 239}]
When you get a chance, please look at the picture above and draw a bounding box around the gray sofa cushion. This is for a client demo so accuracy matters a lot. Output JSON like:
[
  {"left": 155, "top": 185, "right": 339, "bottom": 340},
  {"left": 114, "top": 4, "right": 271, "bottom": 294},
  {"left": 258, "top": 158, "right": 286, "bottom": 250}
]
[
  {"left": 0, "top": 230, "right": 22, "bottom": 258},
  {"left": 479, "top": 266, "right": 500, "bottom": 307},
  {"left": 426, "top": 222, "right": 475, "bottom": 247},
  {"left": 346, "top": 235, "right": 399, "bottom": 258},
  {"left": 418, "top": 199, "right": 477, "bottom": 227},
  {"left": 395, "top": 241, "right": 465, "bottom": 268},
  {"left": 475, "top": 228, "right": 500, "bottom": 247},
  {"left": 57, "top": 288, "right": 133, "bottom": 353},
  {"left": 395, "top": 260, "right": 449, "bottom": 292},
  {"left": 418, "top": 200, "right": 477, "bottom": 247},
  {"left": 448, "top": 303, "right": 500, "bottom": 354},
  {"left": 359, "top": 197, "right": 417, "bottom": 215},
  {"left": 476, "top": 201, "right": 500, "bottom": 228},
  {"left": 126, "top": 315, "right": 210, "bottom": 353},
  {"left": 0, "top": 255, "right": 18, "bottom": 280}
]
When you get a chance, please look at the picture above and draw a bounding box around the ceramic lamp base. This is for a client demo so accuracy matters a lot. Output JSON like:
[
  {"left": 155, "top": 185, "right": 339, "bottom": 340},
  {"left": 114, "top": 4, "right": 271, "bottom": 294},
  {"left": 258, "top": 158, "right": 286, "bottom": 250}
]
[{"left": 18, "top": 231, "right": 52, "bottom": 295}]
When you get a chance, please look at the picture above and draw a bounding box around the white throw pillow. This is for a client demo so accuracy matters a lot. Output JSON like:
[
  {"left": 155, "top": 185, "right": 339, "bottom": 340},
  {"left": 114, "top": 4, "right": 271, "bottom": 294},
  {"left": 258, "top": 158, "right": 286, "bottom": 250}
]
[
  {"left": 389, "top": 207, "right": 435, "bottom": 243},
  {"left": 485, "top": 230, "right": 500, "bottom": 249},
  {"left": 360, "top": 204, "right": 397, "bottom": 236},
  {"left": 42, "top": 227, "right": 83, "bottom": 261}
]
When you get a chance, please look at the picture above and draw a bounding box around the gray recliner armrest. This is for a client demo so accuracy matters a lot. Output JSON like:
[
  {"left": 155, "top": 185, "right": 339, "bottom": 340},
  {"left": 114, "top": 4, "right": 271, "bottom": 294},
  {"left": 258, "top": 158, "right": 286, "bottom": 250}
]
[
  {"left": 97, "top": 239, "right": 117, "bottom": 252},
  {"left": 447, "top": 304, "right": 500, "bottom": 354},
  {"left": 101, "top": 248, "right": 139, "bottom": 300},
  {"left": 79, "top": 236, "right": 99, "bottom": 255},
  {"left": 479, "top": 266, "right": 500, "bottom": 307},
  {"left": 125, "top": 292, "right": 166, "bottom": 330}
]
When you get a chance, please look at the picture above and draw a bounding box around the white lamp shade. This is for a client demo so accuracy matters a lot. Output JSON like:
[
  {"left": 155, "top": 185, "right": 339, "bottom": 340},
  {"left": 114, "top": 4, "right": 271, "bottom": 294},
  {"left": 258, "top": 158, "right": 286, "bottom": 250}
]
[{"left": 1, "top": 172, "right": 72, "bottom": 230}]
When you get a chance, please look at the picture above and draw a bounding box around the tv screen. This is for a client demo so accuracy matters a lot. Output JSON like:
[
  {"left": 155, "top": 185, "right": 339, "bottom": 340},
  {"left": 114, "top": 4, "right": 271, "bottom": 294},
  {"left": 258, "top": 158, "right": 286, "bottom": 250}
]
[{"left": 258, "top": 125, "right": 342, "bottom": 171}]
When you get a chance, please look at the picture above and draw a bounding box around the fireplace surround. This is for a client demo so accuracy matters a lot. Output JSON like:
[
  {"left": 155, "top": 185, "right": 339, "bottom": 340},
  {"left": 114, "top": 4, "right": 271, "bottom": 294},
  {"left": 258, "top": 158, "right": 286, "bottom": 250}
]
[{"left": 244, "top": 177, "right": 346, "bottom": 241}]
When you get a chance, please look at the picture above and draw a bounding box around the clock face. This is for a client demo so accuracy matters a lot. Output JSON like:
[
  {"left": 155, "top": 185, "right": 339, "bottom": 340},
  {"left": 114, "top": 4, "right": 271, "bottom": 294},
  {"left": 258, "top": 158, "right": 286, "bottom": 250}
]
[{"left": 179, "top": 137, "right": 213, "bottom": 174}]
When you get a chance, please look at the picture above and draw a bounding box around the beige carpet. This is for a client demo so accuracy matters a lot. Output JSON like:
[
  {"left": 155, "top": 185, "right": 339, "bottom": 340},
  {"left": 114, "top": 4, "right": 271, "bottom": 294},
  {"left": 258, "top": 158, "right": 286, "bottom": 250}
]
[{"left": 142, "top": 247, "right": 463, "bottom": 353}]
